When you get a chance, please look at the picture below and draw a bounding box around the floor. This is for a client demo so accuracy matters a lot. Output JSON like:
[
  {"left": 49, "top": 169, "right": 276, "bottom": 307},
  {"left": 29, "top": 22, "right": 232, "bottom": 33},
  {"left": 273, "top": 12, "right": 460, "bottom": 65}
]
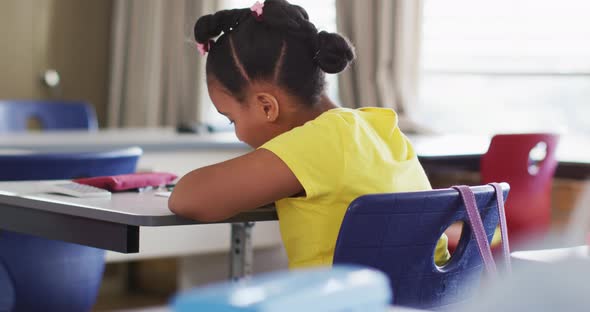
[
  {"left": 93, "top": 246, "right": 289, "bottom": 311},
  {"left": 92, "top": 260, "right": 174, "bottom": 311},
  {"left": 93, "top": 293, "right": 170, "bottom": 312}
]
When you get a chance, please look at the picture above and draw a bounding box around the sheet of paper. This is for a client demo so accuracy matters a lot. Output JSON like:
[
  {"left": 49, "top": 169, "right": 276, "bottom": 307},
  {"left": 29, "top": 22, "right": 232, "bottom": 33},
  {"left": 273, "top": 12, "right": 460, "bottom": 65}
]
[{"left": 154, "top": 191, "right": 171, "bottom": 198}]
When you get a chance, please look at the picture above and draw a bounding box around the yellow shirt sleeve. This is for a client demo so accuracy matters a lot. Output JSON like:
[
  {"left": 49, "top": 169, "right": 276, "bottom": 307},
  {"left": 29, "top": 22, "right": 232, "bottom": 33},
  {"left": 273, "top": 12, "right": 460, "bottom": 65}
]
[
  {"left": 435, "top": 233, "right": 451, "bottom": 266},
  {"left": 259, "top": 115, "right": 346, "bottom": 199}
]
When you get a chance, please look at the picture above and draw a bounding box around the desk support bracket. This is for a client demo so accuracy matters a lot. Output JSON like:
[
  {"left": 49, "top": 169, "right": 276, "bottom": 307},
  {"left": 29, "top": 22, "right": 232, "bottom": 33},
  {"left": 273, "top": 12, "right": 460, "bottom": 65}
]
[{"left": 229, "top": 222, "right": 255, "bottom": 281}]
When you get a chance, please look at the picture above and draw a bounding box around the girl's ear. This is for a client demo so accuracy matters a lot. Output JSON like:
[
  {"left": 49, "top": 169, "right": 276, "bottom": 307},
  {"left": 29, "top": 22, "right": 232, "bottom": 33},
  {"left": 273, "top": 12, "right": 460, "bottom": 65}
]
[{"left": 253, "top": 92, "right": 280, "bottom": 122}]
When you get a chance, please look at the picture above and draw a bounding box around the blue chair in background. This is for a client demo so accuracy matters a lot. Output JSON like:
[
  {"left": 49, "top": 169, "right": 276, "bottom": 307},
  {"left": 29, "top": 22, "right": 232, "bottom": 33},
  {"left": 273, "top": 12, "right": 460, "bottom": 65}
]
[
  {"left": 333, "top": 184, "right": 510, "bottom": 310},
  {"left": 0, "top": 147, "right": 142, "bottom": 181},
  {"left": 0, "top": 100, "right": 98, "bottom": 132},
  {"left": 171, "top": 265, "right": 391, "bottom": 312},
  {"left": 0, "top": 147, "right": 142, "bottom": 312}
]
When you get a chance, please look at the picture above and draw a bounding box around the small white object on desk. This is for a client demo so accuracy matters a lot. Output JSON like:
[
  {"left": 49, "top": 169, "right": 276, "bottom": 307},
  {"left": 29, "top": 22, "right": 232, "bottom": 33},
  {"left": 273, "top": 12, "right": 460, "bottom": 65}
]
[
  {"left": 47, "top": 182, "right": 112, "bottom": 198},
  {"left": 510, "top": 245, "right": 588, "bottom": 263},
  {"left": 0, "top": 149, "right": 37, "bottom": 155},
  {"left": 154, "top": 191, "right": 172, "bottom": 198}
]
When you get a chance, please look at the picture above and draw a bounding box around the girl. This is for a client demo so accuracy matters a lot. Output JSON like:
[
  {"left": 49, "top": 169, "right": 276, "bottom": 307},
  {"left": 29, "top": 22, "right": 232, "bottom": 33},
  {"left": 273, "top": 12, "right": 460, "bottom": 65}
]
[{"left": 169, "top": 0, "right": 449, "bottom": 268}]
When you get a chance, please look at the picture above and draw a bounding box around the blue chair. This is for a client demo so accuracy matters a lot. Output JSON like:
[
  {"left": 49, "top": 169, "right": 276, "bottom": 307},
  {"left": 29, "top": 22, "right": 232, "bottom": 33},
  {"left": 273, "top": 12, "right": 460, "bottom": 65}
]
[
  {"left": 0, "top": 147, "right": 142, "bottom": 312},
  {"left": 171, "top": 265, "right": 391, "bottom": 312},
  {"left": 333, "top": 184, "right": 510, "bottom": 310},
  {"left": 0, "top": 147, "right": 142, "bottom": 181},
  {"left": 0, "top": 100, "right": 98, "bottom": 132}
]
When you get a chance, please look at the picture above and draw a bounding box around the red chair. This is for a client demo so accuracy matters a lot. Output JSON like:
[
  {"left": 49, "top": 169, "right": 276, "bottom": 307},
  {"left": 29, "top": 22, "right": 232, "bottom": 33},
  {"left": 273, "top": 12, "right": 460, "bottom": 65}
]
[{"left": 447, "top": 133, "right": 559, "bottom": 252}]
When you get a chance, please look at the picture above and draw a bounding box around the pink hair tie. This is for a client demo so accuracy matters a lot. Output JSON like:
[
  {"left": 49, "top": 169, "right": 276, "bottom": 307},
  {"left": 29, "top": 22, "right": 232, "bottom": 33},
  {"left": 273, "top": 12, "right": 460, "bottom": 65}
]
[
  {"left": 250, "top": 1, "right": 264, "bottom": 21},
  {"left": 196, "top": 42, "right": 209, "bottom": 56},
  {"left": 196, "top": 40, "right": 214, "bottom": 56}
]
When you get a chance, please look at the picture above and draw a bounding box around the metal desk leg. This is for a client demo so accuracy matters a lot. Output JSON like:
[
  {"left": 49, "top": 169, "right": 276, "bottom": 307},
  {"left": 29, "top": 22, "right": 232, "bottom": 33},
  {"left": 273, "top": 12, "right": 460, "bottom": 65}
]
[{"left": 229, "top": 222, "right": 255, "bottom": 281}]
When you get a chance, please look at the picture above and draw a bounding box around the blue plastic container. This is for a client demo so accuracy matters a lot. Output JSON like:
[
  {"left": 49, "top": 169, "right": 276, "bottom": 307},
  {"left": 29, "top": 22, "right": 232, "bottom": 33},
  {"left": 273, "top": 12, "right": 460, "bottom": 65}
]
[{"left": 171, "top": 265, "right": 391, "bottom": 312}]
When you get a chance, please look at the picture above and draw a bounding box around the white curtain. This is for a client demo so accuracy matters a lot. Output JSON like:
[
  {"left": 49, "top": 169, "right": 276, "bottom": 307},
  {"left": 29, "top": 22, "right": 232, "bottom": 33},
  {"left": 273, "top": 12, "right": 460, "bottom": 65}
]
[
  {"left": 336, "top": 0, "right": 429, "bottom": 133},
  {"left": 108, "top": 0, "right": 219, "bottom": 128}
]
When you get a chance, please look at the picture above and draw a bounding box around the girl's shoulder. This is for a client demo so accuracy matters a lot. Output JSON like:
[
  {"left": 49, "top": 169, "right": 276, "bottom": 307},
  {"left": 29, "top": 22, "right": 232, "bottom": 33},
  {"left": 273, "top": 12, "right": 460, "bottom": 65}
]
[
  {"left": 268, "top": 107, "right": 399, "bottom": 147},
  {"left": 315, "top": 107, "right": 398, "bottom": 130},
  {"left": 321, "top": 107, "right": 397, "bottom": 121}
]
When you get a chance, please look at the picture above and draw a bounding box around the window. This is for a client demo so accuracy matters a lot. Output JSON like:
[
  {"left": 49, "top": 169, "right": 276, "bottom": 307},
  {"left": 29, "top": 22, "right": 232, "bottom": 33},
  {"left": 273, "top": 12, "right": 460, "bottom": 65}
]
[
  {"left": 205, "top": 0, "right": 338, "bottom": 130},
  {"left": 416, "top": 0, "right": 590, "bottom": 135}
]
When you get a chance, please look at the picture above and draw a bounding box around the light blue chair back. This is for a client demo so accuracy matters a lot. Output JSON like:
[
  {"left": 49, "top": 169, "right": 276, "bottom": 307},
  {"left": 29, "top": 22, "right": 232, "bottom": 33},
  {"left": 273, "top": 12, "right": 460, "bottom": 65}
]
[
  {"left": 0, "top": 147, "right": 142, "bottom": 312},
  {"left": 0, "top": 100, "right": 98, "bottom": 132},
  {"left": 171, "top": 265, "right": 391, "bottom": 312},
  {"left": 333, "top": 184, "right": 509, "bottom": 310}
]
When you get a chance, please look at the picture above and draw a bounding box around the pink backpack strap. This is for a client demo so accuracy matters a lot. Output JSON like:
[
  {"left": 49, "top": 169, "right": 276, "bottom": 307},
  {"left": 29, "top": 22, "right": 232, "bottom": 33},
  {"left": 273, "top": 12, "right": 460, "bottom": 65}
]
[
  {"left": 452, "top": 185, "right": 497, "bottom": 276},
  {"left": 488, "top": 182, "right": 512, "bottom": 273}
]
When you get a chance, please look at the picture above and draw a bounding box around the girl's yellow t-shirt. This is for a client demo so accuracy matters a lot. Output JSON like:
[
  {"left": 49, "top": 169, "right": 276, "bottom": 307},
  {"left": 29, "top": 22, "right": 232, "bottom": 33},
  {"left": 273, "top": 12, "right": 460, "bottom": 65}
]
[{"left": 260, "top": 107, "right": 450, "bottom": 268}]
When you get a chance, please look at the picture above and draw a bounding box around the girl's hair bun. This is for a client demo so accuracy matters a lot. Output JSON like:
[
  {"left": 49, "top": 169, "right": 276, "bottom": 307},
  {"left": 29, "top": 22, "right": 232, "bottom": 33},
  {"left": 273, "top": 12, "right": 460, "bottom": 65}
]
[{"left": 315, "top": 31, "right": 356, "bottom": 74}]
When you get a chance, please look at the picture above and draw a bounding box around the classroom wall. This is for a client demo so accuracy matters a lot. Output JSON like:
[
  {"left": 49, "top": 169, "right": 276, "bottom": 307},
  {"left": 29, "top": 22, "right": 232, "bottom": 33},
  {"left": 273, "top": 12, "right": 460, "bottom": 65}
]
[
  {"left": 0, "top": 0, "right": 112, "bottom": 126},
  {"left": 0, "top": 1, "right": 36, "bottom": 97}
]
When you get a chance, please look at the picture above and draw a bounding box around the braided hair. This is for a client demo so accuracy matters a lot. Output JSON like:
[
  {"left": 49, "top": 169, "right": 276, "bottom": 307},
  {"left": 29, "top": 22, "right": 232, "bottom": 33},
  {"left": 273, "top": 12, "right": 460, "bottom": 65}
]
[{"left": 194, "top": 0, "right": 355, "bottom": 105}]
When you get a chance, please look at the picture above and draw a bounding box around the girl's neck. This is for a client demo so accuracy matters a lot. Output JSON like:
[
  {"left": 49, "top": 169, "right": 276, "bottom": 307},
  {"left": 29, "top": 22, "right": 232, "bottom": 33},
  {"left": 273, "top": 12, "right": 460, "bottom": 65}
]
[
  {"left": 317, "top": 93, "right": 339, "bottom": 113},
  {"left": 289, "top": 94, "right": 339, "bottom": 128}
]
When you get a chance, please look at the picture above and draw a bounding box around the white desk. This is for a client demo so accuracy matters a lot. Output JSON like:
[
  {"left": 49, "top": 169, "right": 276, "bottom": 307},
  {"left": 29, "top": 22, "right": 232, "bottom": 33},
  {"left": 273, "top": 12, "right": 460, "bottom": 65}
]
[
  {"left": 2, "top": 129, "right": 588, "bottom": 178},
  {"left": 510, "top": 245, "right": 589, "bottom": 263},
  {"left": 1, "top": 129, "right": 587, "bottom": 163},
  {"left": 0, "top": 128, "right": 247, "bottom": 152},
  {"left": 0, "top": 180, "right": 278, "bottom": 280},
  {"left": 410, "top": 134, "right": 590, "bottom": 180}
]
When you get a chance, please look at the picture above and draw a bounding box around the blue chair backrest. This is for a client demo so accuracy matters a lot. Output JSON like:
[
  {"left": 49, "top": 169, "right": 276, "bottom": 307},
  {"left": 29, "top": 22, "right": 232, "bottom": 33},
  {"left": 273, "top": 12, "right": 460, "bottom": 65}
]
[
  {"left": 0, "top": 147, "right": 142, "bottom": 180},
  {"left": 0, "top": 100, "right": 98, "bottom": 132},
  {"left": 171, "top": 265, "right": 391, "bottom": 312},
  {"left": 333, "top": 183, "right": 510, "bottom": 310}
]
